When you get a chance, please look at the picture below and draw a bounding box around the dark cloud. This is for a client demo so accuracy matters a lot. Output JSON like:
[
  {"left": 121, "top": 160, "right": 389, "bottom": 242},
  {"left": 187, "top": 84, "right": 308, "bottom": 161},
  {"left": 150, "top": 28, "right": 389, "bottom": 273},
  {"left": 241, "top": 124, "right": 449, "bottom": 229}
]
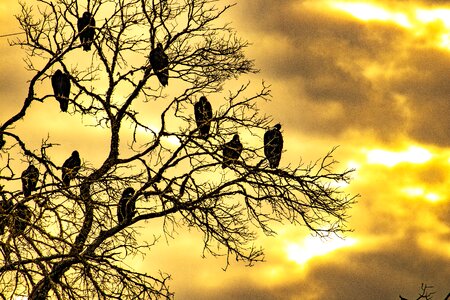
[
  {"left": 232, "top": 1, "right": 450, "bottom": 145},
  {"left": 304, "top": 241, "right": 450, "bottom": 300},
  {"left": 171, "top": 235, "right": 450, "bottom": 300},
  {"left": 153, "top": 154, "right": 450, "bottom": 300},
  {"left": 1, "top": 1, "right": 449, "bottom": 299},
  {"left": 387, "top": 47, "right": 450, "bottom": 145}
]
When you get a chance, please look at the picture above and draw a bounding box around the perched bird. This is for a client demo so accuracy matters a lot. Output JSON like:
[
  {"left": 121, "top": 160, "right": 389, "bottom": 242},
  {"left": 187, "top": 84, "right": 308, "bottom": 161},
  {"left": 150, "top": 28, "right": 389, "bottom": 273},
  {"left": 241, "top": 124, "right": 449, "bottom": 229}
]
[
  {"left": 11, "top": 203, "right": 32, "bottom": 236},
  {"left": 194, "top": 96, "right": 213, "bottom": 139},
  {"left": 117, "top": 187, "right": 136, "bottom": 224},
  {"left": 222, "top": 134, "right": 243, "bottom": 169},
  {"left": 149, "top": 43, "right": 169, "bottom": 86},
  {"left": 0, "top": 197, "right": 13, "bottom": 235},
  {"left": 51, "top": 69, "right": 71, "bottom": 112},
  {"left": 264, "top": 123, "right": 283, "bottom": 168},
  {"left": 77, "top": 11, "right": 95, "bottom": 51},
  {"left": 62, "top": 151, "right": 81, "bottom": 186},
  {"left": 21, "top": 164, "right": 39, "bottom": 197}
]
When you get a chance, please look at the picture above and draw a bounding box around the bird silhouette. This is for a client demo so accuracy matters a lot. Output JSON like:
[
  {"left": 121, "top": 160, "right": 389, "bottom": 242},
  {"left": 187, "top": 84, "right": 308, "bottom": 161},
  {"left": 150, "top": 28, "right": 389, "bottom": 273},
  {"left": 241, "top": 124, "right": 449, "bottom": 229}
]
[
  {"left": 149, "top": 43, "right": 169, "bottom": 86},
  {"left": 11, "top": 203, "right": 32, "bottom": 236},
  {"left": 21, "top": 164, "right": 39, "bottom": 197},
  {"left": 0, "top": 197, "right": 13, "bottom": 235},
  {"left": 194, "top": 96, "right": 213, "bottom": 139},
  {"left": 264, "top": 123, "right": 283, "bottom": 168},
  {"left": 117, "top": 187, "right": 136, "bottom": 224},
  {"left": 62, "top": 151, "right": 81, "bottom": 186},
  {"left": 77, "top": 11, "right": 95, "bottom": 51},
  {"left": 51, "top": 70, "right": 71, "bottom": 112},
  {"left": 222, "top": 134, "right": 243, "bottom": 168}
]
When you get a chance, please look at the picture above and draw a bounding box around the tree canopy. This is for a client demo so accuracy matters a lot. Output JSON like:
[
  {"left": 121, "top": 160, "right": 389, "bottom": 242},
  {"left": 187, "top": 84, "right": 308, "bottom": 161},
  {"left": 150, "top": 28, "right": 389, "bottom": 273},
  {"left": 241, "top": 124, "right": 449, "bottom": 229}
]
[{"left": 0, "top": 0, "right": 357, "bottom": 298}]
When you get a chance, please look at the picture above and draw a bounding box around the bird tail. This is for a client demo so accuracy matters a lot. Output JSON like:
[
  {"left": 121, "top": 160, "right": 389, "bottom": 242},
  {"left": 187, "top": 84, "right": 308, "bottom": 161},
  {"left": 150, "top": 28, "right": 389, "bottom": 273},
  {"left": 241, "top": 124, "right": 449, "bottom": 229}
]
[
  {"left": 157, "top": 73, "right": 168, "bottom": 86},
  {"left": 62, "top": 176, "right": 70, "bottom": 186},
  {"left": 58, "top": 98, "right": 69, "bottom": 112},
  {"left": 83, "top": 43, "right": 91, "bottom": 51}
]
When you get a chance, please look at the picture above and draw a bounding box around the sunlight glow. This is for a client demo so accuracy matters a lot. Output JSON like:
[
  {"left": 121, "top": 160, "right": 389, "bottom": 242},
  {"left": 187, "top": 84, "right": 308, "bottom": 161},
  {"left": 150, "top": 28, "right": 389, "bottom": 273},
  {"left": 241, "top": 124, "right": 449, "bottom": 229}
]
[
  {"left": 330, "top": 2, "right": 413, "bottom": 28},
  {"left": 416, "top": 8, "right": 450, "bottom": 49},
  {"left": 424, "top": 192, "right": 441, "bottom": 203},
  {"left": 136, "top": 125, "right": 181, "bottom": 146},
  {"left": 365, "top": 146, "right": 432, "bottom": 167},
  {"left": 347, "top": 160, "right": 361, "bottom": 170},
  {"left": 330, "top": 3, "right": 450, "bottom": 50},
  {"left": 402, "top": 186, "right": 424, "bottom": 197},
  {"left": 416, "top": 9, "right": 450, "bottom": 28},
  {"left": 164, "top": 135, "right": 181, "bottom": 146},
  {"left": 401, "top": 187, "right": 442, "bottom": 203},
  {"left": 286, "top": 236, "right": 357, "bottom": 265}
]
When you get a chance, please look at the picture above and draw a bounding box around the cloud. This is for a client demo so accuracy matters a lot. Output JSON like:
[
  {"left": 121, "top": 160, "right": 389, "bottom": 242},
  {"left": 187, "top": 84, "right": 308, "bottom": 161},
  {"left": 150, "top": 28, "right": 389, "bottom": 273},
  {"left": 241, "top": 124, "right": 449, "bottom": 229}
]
[
  {"left": 2, "top": 1, "right": 449, "bottom": 299},
  {"left": 132, "top": 144, "right": 449, "bottom": 300},
  {"left": 165, "top": 236, "right": 449, "bottom": 300},
  {"left": 231, "top": 0, "right": 450, "bottom": 146},
  {"left": 386, "top": 47, "right": 450, "bottom": 145}
]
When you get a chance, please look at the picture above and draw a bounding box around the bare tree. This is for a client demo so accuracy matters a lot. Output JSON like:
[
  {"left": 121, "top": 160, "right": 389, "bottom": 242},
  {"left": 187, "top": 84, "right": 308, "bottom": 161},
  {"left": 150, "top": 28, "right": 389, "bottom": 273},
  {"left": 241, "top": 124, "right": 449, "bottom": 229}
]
[
  {"left": 0, "top": 0, "right": 357, "bottom": 298},
  {"left": 399, "top": 283, "right": 447, "bottom": 300}
]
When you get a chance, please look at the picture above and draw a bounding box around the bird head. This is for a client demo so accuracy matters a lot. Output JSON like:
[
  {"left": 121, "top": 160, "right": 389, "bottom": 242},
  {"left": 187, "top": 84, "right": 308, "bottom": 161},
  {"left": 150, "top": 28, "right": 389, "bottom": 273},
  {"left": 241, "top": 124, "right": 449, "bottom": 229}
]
[
  {"left": 72, "top": 151, "right": 79, "bottom": 158},
  {"left": 233, "top": 134, "right": 239, "bottom": 142},
  {"left": 83, "top": 11, "right": 92, "bottom": 19},
  {"left": 274, "top": 123, "right": 282, "bottom": 131},
  {"left": 54, "top": 69, "right": 62, "bottom": 76},
  {"left": 199, "top": 96, "right": 207, "bottom": 103},
  {"left": 123, "top": 187, "right": 135, "bottom": 197}
]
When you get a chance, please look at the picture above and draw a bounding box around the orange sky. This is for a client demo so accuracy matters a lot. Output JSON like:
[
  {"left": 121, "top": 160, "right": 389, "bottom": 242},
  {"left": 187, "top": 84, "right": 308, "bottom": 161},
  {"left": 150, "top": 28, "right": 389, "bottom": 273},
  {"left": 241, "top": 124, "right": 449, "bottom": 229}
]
[{"left": 0, "top": 0, "right": 449, "bottom": 299}]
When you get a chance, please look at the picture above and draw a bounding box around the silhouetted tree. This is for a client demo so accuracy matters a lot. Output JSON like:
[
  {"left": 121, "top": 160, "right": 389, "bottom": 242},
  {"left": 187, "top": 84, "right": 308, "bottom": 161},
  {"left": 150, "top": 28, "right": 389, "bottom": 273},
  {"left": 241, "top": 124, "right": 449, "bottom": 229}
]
[
  {"left": 400, "top": 283, "right": 443, "bottom": 300},
  {"left": 0, "top": 0, "right": 357, "bottom": 299}
]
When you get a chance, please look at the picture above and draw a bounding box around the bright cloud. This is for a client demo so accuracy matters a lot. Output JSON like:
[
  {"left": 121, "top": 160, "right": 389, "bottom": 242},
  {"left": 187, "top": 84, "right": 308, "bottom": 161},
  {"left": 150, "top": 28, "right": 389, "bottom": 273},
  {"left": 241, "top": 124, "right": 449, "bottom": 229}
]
[
  {"left": 402, "top": 186, "right": 443, "bottom": 203},
  {"left": 286, "top": 236, "right": 357, "bottom": 265},
  {"left": 330, "top": 2, "right": 450, "bottom": 51},
  {"left": 364, "top": 146, "right": 432, "bottom": 167},
  {"left": 330, "top": 2, "right": 413, "bottom": 28}
]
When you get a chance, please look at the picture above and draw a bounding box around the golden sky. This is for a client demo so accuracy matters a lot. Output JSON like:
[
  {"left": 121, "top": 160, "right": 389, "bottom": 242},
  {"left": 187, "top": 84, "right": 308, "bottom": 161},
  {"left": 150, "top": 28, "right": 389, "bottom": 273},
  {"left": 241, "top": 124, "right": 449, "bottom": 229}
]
[{"left": 1, "top": 0, "right": 449, "bottom": 299}]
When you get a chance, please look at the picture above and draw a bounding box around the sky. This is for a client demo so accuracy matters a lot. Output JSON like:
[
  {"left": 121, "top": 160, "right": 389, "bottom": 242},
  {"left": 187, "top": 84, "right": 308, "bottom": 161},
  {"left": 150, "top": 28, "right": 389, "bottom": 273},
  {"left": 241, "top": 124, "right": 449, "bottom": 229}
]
[{"left": 1, "top": 0, "right": 449, "bottom": 299}]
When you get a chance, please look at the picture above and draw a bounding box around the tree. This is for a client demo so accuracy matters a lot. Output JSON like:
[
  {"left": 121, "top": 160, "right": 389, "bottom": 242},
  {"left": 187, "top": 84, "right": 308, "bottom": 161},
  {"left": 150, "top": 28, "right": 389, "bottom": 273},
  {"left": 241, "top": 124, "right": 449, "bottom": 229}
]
[
  {"left": 400, "top": 283, "right": 450, "bottom": 300},
  {"left": 0, "top": 0, "right": 357, "bottom": 298}
]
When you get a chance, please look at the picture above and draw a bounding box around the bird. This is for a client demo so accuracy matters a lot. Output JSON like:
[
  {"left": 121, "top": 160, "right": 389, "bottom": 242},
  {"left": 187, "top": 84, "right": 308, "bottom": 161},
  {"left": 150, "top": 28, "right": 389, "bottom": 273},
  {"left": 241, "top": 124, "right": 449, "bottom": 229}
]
[
  {"left": 51, "top": 69, "right": 71, "bottom": 112},
  {"left": 149, "top": 43, "right": 169, "bottom": 86},
  {"left": 264, "top": 123, "right": 283, "bottom": 168},
  {"left": 117, "top": 187, "right": 136, "bottom": 224},
  {"left": 0, "top": 197, "right": 13, "bottom": 235},
  {"left": 194, "top": 96, "right": 213, "bottom": 139},
  {"left": 77, "top": 11, "right": 95, "bottom": 51},
  {"left": 11, "top": 203, "right": 32, "bottom": 236},
  {"left": 222, "top": 134, "right": 243, "bottom": 169},
  {"left": 62, "top": 151, "right": 81, "bottom": 186},
  {"left": 21, "top": 164, "right": 39, "bottom": 197}
]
